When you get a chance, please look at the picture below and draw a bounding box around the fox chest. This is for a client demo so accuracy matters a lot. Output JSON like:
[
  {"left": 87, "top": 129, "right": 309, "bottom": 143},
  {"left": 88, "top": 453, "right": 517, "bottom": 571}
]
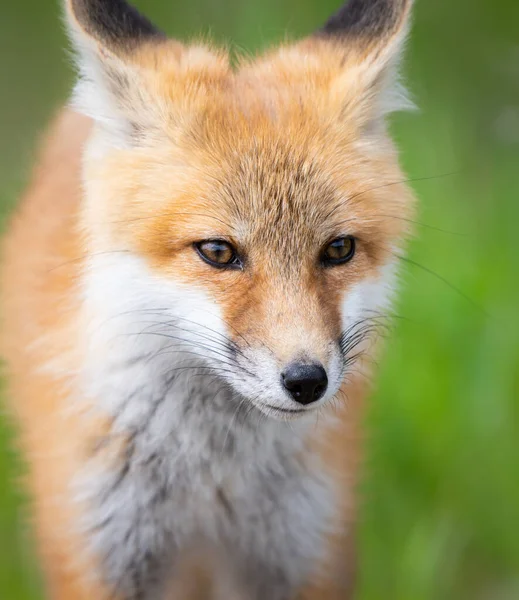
[{"left": 80, "top": 399, "right": 337, "bottom": 600}]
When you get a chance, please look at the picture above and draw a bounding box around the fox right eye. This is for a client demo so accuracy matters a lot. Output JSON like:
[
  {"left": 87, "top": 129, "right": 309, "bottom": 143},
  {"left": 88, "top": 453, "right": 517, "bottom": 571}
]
[
  {"left": 321, "top": 236, "right": 356, "bottom": 267},
  {"left": 194, "top": 240, "right": 242, "bottom": 269}
]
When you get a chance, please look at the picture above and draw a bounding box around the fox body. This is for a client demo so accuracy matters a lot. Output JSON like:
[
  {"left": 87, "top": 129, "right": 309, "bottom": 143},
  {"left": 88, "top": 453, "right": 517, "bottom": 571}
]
[{"left": 1, "top": 0, "right": 415, "bottom": 598}]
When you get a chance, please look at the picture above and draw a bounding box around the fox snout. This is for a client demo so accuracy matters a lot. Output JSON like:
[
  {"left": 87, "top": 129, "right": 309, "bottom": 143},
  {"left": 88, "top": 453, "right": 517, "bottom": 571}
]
[{"left": 218, "top": 278, "right": 346, "bottom": 416}]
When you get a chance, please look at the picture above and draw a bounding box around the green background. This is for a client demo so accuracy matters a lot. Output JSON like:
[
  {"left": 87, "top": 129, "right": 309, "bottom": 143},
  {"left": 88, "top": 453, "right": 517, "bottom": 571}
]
[{"left": 1, "top": 0, "right": 518, "bottom": 598}]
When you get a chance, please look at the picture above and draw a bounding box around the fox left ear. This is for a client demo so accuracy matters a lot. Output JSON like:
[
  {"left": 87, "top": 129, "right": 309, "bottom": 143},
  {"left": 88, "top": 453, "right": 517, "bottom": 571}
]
[
  {"left": 312, "top": 0, "right": 415, "bottom": 125},
  {"left": 63, "top": 0, "right": 200, "bottom": 148}
]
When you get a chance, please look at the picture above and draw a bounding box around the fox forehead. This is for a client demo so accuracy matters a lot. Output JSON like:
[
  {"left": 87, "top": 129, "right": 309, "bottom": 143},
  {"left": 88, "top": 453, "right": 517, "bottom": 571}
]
[{"left": 91, "top": 84, "right": 409, "bottom": 263}]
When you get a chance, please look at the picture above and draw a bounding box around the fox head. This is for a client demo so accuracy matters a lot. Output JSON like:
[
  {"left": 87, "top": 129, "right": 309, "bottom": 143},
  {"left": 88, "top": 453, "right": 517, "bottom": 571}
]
[{"left": 67, "top": 0, "right": 415, "bottom": 419}]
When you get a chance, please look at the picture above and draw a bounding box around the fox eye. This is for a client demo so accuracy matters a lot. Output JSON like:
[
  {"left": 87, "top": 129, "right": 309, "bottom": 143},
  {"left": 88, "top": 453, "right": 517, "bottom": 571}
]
[
  {"left": 194, "top": 240, "right": 241, "bottom": 269},
  {"left": 322, "top": 236, "right": 356, "bottom": 266}
]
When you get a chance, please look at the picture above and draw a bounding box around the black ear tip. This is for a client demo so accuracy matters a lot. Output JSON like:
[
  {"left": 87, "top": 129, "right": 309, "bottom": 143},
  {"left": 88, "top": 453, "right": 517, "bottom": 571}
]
[
  {"left": 318, "top": 0, "right": 410, "bottom": 39},
  {"left": 69, "top": 0, "right": 164, "bottom": 51}
]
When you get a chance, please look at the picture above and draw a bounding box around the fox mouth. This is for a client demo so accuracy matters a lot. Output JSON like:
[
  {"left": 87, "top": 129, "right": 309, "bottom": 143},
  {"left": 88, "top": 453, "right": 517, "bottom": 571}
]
[{"left": 258, "top": 404, "right": 310, "bottom": 419}]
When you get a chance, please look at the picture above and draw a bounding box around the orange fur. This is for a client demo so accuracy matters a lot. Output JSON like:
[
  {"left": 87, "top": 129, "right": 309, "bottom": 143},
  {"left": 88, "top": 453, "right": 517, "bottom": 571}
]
[{"left": 1, "top": 110, "right": 110, "bottom": 598}]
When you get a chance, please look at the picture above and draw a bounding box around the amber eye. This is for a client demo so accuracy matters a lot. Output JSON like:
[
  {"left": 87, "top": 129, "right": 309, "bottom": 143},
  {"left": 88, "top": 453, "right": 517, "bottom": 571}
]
[
  {"left": 322, "top": 236, "right": 356, "bottom": 266},
  {"left": 194, "top": 240, "right": 241, "bottom": 269}
]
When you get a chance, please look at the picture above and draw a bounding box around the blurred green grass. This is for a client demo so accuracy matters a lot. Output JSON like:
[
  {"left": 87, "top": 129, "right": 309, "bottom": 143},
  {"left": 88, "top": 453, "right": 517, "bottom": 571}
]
[{"left": 1, "top": 1, "right": 518, "bottom": 599}]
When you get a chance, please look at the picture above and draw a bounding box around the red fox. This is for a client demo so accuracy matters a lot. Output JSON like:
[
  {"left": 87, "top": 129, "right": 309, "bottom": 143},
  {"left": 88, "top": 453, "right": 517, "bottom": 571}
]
[{"left": 1, "top": 0, "right": 416, "bottom": 598}]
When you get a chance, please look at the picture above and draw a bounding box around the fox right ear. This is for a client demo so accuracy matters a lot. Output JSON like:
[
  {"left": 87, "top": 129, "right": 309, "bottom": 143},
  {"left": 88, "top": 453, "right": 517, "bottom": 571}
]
[
  {"left": 313, "top": 0, "right": 415, "bottom": 124},
  {"left": 63, "top": 0, "right": 174, "bottom": 144}
]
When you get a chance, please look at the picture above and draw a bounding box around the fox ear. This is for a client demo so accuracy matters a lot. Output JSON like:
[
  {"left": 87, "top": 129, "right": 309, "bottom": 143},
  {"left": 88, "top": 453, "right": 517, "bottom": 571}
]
[
  {"left": 65, "top": 0, "right": 164, "bottom": 55},
  {"left": 315, "top": 0, "right": 415, "bottom": 125},
  {"left": 63, "top": 0, "right": 173, "bottom": 145}
]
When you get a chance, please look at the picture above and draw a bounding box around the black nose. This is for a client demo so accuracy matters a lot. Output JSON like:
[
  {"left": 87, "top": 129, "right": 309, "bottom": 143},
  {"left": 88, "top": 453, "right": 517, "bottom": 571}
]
[{"left": 281, "top": 362, "right": 328, "bottom": 406}]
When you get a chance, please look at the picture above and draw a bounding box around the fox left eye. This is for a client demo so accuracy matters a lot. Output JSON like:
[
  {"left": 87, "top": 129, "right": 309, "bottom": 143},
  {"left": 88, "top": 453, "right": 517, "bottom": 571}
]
[
  {"left": 322, "top": 236, "right": 356, "bottom": 266},
  {"left": 194, "top": 240, "right": 241, "bottom": 269}
]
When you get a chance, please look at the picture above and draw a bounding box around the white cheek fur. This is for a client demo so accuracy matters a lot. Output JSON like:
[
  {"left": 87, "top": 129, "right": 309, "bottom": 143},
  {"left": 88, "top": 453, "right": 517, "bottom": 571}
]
[
  {"left": 80, "top": 253, "right": 229, "bottom": 421},
  {"left": 339, "top": 260, "right": 399, "bottom": 372},
  {"left": 341, "top": 261, "right": 399, "bottom": 329}
]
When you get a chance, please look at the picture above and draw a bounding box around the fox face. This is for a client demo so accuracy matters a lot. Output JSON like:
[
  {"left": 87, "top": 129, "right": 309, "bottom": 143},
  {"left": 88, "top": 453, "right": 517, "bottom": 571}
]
[{"left": 70, "top": 0, "right": 415, "bottom": 419}]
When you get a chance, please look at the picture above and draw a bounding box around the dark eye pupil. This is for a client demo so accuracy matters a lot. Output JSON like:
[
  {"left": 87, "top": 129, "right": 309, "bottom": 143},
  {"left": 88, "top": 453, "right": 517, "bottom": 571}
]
[
  {"left": 208, "top": 243, "right": 228, "bottom": 259},
  {"left": 331, "top": 240, "right": 347, "bottom": 256},
  {"left": 204, "top": 242, "right": 232, "bottom": 262}
]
